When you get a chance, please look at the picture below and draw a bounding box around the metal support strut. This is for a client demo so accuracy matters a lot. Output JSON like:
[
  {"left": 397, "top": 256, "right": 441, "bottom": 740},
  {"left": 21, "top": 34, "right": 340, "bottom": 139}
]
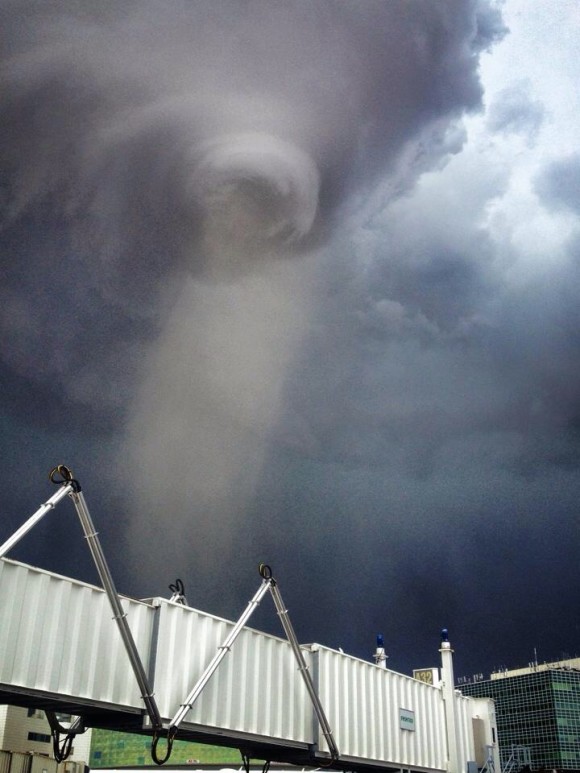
[
  {"left": 168, "top": 574, "right": 272, "bottom": 731},
  {"left": 0, "top": 465, "right": 165, "bottom": 761},
  {"left": 0, "top": 483, "right": 73, "bottom": 558},
  {"left": 263, "top": 564, "right": 339, "bottom": 763},
  {"left": 0, "top": 469, "right": 338, "bottom": 766},
  {"left": 166, "top": 563, "right": 339, "bottom": 764}
]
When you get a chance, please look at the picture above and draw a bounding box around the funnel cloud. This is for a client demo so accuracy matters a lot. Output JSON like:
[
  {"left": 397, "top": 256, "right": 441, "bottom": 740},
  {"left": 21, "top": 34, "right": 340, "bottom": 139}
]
[{"left": 2, "top": 0, "right": 580, "bottom": 677}]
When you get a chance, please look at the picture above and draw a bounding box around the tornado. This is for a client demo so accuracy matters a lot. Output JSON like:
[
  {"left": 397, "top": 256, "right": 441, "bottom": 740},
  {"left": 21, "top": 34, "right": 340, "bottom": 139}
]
[{"left": 0, "top": 0, "right": 504, "bottom": 593}]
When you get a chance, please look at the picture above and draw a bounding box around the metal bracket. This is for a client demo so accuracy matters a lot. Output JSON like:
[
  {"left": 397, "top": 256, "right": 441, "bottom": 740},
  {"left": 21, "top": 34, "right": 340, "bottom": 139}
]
[
  {"left": 241, "top": 752, "right": 271, "bottom": 773},
  {"left": 45, "top": 711, "right": 85, "bottom": 763}
]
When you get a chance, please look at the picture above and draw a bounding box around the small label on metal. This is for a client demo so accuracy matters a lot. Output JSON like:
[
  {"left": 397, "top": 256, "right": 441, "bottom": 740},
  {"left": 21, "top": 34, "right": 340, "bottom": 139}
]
[{"left": 400, "top": 708, "right": 415, "bottom": 731}]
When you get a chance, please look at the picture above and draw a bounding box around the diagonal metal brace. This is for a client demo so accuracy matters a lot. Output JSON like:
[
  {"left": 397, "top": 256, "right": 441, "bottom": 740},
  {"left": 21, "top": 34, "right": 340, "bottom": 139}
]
[
  {"left": 0, "top": 484, "right": 73, "bottom": 558},
  {"left": 68, "top": 484, "right": 163, "bottom": 731},
  {"left": 0, "top": 465, "right": 163, "bottom": 734},
  {"left": 265, "top": 567, "right": 339, "bottom": 762},
  {"left": 169, "top": 576, "right": 272, "bottom": 729},
  {"left": 168, "top": 563, "right": 339, "bottom": 763}
]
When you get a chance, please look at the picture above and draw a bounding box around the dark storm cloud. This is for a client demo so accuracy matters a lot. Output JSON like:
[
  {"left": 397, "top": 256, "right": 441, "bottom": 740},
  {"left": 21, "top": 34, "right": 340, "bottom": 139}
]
[
  {"left": 270, "top": 162, "right": 504, "bottom": 472},
  {"left": 12, "top": 0, "right": 580, "bottom": 683},
  {"left": 284, "top": 188, "right": 580, "bottom": 477},
  {"left": 488, "top": 232, "right": 580, "bottom": 449},
  {"left": 0, "top": 0, "right": 504, "bottom": 426}
]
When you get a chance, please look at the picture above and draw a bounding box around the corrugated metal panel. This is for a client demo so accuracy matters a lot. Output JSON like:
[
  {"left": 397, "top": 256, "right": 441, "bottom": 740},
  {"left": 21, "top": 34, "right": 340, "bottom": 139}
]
[
  {"left": 0, "top": 558, "right": 496, "bottom": 773},
  {"left": 0, "top": 558, "right": 153, "bottom": 709},
  {"left": 468, "top": 697, "right": 499, "bottom": 772},
  {"left": 0, "top": 751, "right": 11, "bottom": 773},
  {"left": 152, "top": 600, "right": 312, "bottom": 742},
  {"left": 30, "top": 758, "right": 57, "bottom": 773},
  {"left": 455, "top": 691, "right": 475, "bottom": 767},
  {"left": 314, "top": 646, "right": 447, "bottom": 770},
  {"left": 5, "top": 755, "right": 30, "bottom": 773}
]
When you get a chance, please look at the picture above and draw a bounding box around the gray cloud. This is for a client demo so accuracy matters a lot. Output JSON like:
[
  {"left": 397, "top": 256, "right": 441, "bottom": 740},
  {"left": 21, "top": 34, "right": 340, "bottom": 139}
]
[
  {"left": 8, "top": 0, "right": 580, "bottom": 681},
  {"left": 287, "top": 203, "right": 580, "bottom": 477},
  {"left": 535, "top": 153, "right": 580, "bottom": 213},
  {"left": 0, "top": 0, "right": 504, "bottom": 570},
  {"left": 0, "top": 0, "right": 505, "bottom": 422},
  {"left": 486, "top": 80, "right": 545, "bottom": 141}
]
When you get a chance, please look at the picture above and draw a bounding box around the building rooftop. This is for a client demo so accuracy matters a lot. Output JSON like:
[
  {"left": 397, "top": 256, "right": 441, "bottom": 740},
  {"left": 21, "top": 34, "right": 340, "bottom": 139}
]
[{"left": 490, "top": 657, "right": 580, "bottom": 680}]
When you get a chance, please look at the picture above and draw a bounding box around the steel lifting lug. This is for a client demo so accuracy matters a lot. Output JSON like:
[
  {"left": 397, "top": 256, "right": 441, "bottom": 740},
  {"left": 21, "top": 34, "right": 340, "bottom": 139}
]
[{"left": 259, "top": 562, "right": 273, "bottom": 580}]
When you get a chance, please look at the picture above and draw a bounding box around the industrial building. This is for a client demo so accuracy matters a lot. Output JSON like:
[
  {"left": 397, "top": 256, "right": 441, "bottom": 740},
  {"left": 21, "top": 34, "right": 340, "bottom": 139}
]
[
  {"left": 460, "top": 659, "right": 580, "bottom": 772},
  {"left": 0, "top": 705, "right": 90, "bottom": 773},
  {"left": 88, "top": 728, "right": 238, "bottom": 768}
]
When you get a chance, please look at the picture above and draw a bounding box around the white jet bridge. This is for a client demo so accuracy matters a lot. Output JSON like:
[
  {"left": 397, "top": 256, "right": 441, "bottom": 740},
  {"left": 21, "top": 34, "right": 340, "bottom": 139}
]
[{"left": 0, "top": 466, "right": 499, "bottom": 773}]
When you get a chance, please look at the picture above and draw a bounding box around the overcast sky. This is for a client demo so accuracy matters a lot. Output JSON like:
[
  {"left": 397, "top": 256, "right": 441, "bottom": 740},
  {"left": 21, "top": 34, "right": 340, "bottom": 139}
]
[{"left": 1, "top": 0, "right": 580, "bottom": 683}]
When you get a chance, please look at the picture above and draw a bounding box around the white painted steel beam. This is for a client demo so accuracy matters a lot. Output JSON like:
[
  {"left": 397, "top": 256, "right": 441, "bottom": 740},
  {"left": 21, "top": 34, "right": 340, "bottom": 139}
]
[{"left": 0, "top": 484, "right": 73, "bottom": 558}]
